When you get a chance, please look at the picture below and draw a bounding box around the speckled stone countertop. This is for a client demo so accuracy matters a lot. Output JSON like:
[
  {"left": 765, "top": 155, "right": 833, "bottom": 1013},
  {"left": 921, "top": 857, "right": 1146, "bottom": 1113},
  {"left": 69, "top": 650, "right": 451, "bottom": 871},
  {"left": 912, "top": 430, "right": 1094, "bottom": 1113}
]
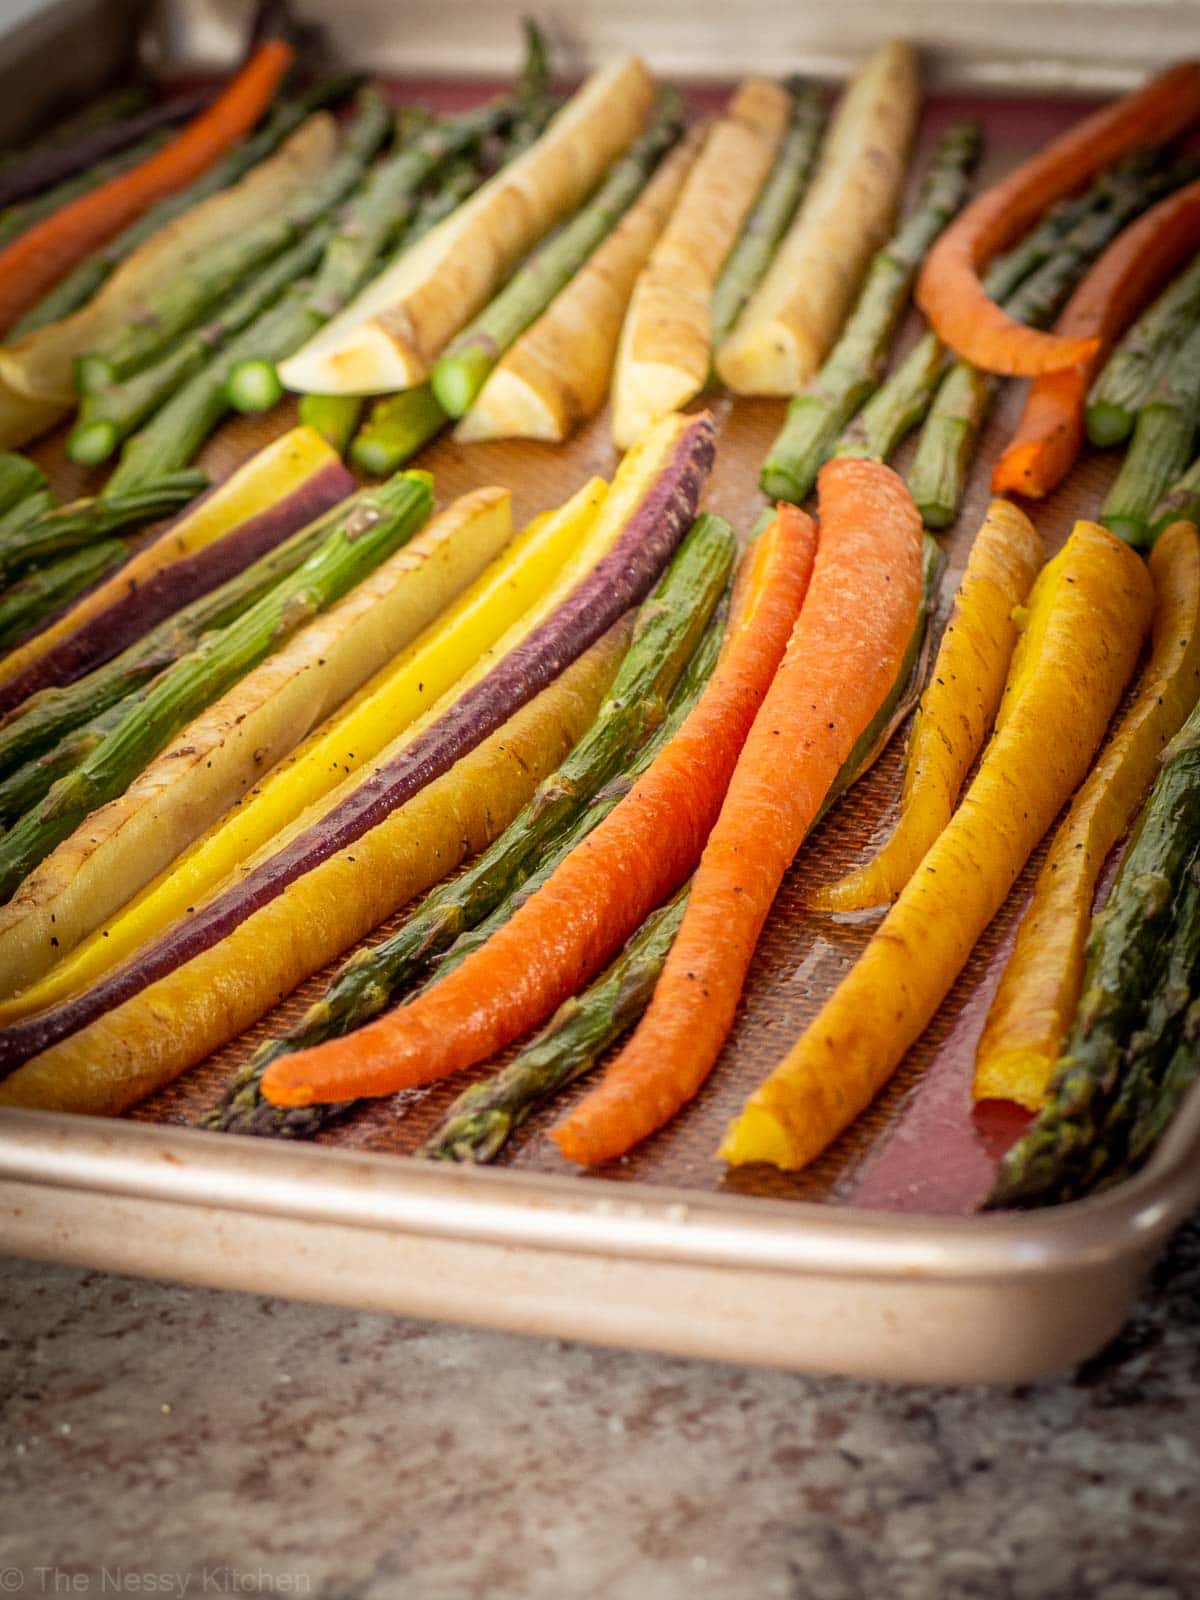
[{"left": 2, "top": 1222, "right": 1198, "bottom": 1599}]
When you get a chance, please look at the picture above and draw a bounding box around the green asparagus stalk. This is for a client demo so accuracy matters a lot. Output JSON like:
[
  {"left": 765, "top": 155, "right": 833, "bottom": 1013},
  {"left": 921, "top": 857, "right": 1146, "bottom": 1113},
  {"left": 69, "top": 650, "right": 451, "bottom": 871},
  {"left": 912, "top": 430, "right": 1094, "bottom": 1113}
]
[
  {"left": 1086, "top": 253, "right": 1200, "bottom": 448},
  {"left": 0, "top": 127, "right": 170, "bottom": 251},
  {"left": 710, "top": 82, "right": 826, "bottom": 352},
  {"left": 910, "top": 156, "right": 1182, "bottom": 529},
  {"left": 1125, "top": 1000, "right": 1200, "bottom": 1171},
  {"left": 421, "top": 535, "right": 946, "bottom": 1163},
  {"left": 68, "top": 218, "right": 337, "bottom": 464},
  {"left": 832, "top": 169, "right": 1135, "bottom": 464},
  {"left": 1086, "top": 862, "right": 1200, "bottom": 1187},
  {"left": 207, "top": 513, "right": 736, "bottom": 1136},
  {"left": 1148, "top": 453, "right": 1200, "bottom": 541},
  {"left": 297, "top": 393, "right": 364, "bottom": 457},
  {"left": 79, "top": 88, "right": 394, "bottom": 383},
  {"left": 0, "top": 452, "right": 47, "bottom": 517},
  {"left": 432, "top": 90, "right": 685, "bottom": 419},
  {"left": 0, "top": 86, "right": 149, "bottom": 180},
  {"left": 0, "top": 539, "right": 126, "bottom": 652},
  {"left": 423, "top": 889, "right": 690, "bottom": 1162},
  {"left": 10, "top": 82, "right": 359, "bottom": 337},
  {"left": 761, "top": 121, "right": 981, "bottom": 503},
  {"left": 986, "top": 702, "right": 1200, "bottom": 1209},
  {"left": 1101, "top": 317, "right": 1200, "bottom": 546},
  {"left": 349, "top": 387, "right": 449, "bottom": 476},
  {"left": 0, "top": 471, "right": 204, "bottom": 586},
  {"left": 0, "top": 489, "right": 374, "bottom": 781},
  {"left": 0, "top": 697, "right": 130, "bottom": 825},
  {"left": 0, "top": 472, "right": 433, "bottom": 902}
]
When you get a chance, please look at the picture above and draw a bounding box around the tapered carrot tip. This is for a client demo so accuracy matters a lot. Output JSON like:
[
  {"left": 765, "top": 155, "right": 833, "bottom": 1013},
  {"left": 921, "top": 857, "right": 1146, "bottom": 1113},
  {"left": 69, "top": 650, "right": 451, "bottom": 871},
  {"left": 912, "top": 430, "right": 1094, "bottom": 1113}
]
[
  {"left": 260, "top": 1065, "right": 317, "bottom": 1108},
  {"left": 718, "top": 1103, "right": 797, "bottom": 1168}
]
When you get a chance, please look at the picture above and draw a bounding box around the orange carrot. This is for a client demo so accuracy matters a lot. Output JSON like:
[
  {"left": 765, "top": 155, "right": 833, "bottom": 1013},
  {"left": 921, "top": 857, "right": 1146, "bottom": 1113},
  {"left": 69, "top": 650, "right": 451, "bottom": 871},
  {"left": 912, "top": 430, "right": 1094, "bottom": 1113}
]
[
  {"left": 992, "top": 178, "right": 1200, "bottom": 497},
  {"left": 0, "top": 41, "right": 292, "bottom": 332},
  {"left": 552, "top": 459, "right": 925, "bottom": 1166},
  {"left": 916, "top": 62, "right": 1200, "bottom": 377},
  {"left": 260, "top": 504, "right": 818, "bottom": 1109}
]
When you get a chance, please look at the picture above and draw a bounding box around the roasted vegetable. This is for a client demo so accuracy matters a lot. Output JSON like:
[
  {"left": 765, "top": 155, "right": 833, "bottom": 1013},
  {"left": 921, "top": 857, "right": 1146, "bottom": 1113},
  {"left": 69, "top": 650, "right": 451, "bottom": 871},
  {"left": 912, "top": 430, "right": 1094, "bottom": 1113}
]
[
  {"left": 611, "top": 77, "right": 793, "bottom": 447},
  {"left": 809, "top": 498, "right": 1044, "bottom": 913},
  {"left": 555, "top": 463, "right": 924, "bottom": 1166},
  {"left": 0, "top": 635, "right": 626, "bottom": 1115},
  {"left": 433, "top": 91, "right": 683, "bottom": 418},
  {"left": 722, "top": 520, "right": 1153, "bottom": 1172},
  {"left": 0, "top": 415, "right": 715, "bottom": 1069},
  {"left": 259, "top": 492, "right": 809, "bottom": 1111},
  {"left": 0, "top": 428, "right": 352, "bottom": 716},
  {"left": 1149, "top": 454, "right": 1200, "bottom": 541},
  {"left": 1102, "top": 316, "right": 1200, "bottom": 546},
  {"left": 0, "top": 42, "right": 294, "bottom": 334},
  {"left": 716, "top": 41, "right": 921, "bottom": 396},
  {"left": 0, "top": 474, "right": 434, "bottom": 993},
  {"left": 0, "top": 541, "right": 127, "bottom": 653},
  {"left": 1086, "top": 247, "right": 1200, "bottom": 448},
  {"left": 278, "top": 59, "right": 656, "bottom": 395},
  {"left": 987, "top": 696, "right": 1200, "bottom": 1208},
  {"left": 214, "top": 514, "right": 733, "bottom": 1135},
  {"left": 455, "top": 131, "right": 699, "bottom": 445},
  {"left": 975, "top": 520, "right": 1200, "bottom": 1108},
  {"left": 994, "top": 184, "right": 1200, "bottom": 497},
  {"left": 761, "top": 120, "right": 981, "bottom": 503}
]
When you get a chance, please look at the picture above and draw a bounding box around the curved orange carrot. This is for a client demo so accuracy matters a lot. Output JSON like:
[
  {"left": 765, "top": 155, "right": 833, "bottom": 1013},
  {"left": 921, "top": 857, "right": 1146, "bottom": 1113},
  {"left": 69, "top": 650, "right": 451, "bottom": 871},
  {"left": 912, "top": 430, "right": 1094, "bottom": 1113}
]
[
  {"left": 0, "top": 41, "right": 292, "bottom": 332},
  {"left": 552, "top": 459, "right": 925, "bottom": 1167},
  {"left": 260, "top": 504, "right": 818, "bottom": 1109},
  {"left": 992, "top": 178, "right": 1200, "bottom": 498},
  {"left": 916, "top": 61, "right": 1200, "bottom": 377}
]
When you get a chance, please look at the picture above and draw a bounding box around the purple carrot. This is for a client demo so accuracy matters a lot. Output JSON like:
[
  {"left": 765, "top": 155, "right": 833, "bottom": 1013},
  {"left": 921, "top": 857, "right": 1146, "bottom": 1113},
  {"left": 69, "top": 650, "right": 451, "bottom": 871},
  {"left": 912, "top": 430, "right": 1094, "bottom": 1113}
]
[
  {"left": 0, "top": 412, "right": 716, "bottom": 1076},
  {"left": 0, "top": 457, "right": 354, "bottom": 716}
]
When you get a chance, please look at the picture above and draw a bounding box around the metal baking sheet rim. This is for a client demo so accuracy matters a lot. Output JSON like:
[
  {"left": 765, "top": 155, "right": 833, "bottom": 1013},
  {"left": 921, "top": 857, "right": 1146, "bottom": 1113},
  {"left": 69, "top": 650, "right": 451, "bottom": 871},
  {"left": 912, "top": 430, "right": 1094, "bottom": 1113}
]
[{"left": 2, "top": 1082, "right": 1198, "bottom": 1384}]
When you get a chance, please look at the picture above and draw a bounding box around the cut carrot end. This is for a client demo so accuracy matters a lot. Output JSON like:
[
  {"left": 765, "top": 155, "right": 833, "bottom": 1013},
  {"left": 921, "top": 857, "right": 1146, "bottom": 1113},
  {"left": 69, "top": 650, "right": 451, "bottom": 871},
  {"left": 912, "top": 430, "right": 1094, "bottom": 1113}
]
[
  {"left": 990, "top": 442, "right": 1046, "bottom": 498},
  {"left": 718, "top": 1103, "right": 796, "bottom": 1168}
]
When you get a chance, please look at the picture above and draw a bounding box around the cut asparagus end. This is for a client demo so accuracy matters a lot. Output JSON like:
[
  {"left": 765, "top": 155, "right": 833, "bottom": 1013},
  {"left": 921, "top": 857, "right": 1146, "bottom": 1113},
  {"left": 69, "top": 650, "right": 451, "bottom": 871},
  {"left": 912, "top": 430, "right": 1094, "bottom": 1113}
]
[
  {"left": 65, "top": 418, "right": 119, "bottom": 466},
  {"left": 75, "top": 353, "right": 114, "bottom": 396},
  {"left": 431, "top": 344, "right": 495, "bottom": 419},
  {"left": 227, "top": 359, "right": 285, "bottom": 415},
  {"left": 1085, "top": 400, "right": 1136, "bottom": 449}
]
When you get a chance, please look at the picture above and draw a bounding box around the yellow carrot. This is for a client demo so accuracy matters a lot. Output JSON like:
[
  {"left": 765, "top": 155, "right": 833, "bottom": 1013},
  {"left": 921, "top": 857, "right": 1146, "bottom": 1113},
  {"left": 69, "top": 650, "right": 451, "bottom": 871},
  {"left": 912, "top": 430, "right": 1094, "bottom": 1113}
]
[
  {"left": 0, "top": 629, "right": 629, "bottom": 1117},
  {"left": 721, "top": 519, "right": 1154, "bottom": 1172},
  {"left": 807, "top": 499, "right": 1044, "bottom": 911},
  {"left": 974, "top": 519, "right": 1200, "bottom": 1108}
]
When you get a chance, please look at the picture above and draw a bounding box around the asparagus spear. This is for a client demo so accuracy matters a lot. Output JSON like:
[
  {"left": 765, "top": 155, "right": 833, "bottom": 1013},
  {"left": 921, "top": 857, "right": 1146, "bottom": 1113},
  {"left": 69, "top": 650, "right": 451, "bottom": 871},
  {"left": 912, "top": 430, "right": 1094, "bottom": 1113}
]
[
  {"left": 0, "top": 452, "right": 47, "bottom": 516},
  {"left": 0, "top": 86, "right": 150, "bottom": 188},
  {"left": 0, "top": 697, "right": 130, "bottom": 825},
  {"left": 0, "top": 472, "right": 204, "bottom": 586},
  {"left": 432, "top": 91, "right": 685, "bottom": 418},
  {"left": 298, "top": 394, "right": 363, "bottom": 457},
  {"left": 832, "top": 173, "right": 1128, "bottom": 464},
  {"left": 1101, "top": 317, "right": 1200, "bottom": 546},
  {"left": 1086, "top": 252, "right": 1200, "bottom": 448},
  {"left": 1087, "top": 861, "right": 1200, "bottom": 1187},
  {"left": 910, "top": 156, "right": 1182, "bottom": 528},
  {"left": 207, "top": 513, "right": 736, "bottom": 1137},
  {"left": 10, "top": 82, "right": 359, "bottom": 337},
  {"left": 761, "top": 121, "right": 981, "bottom": 504},
  {"left": 0, "top": 472, "right": 433, "bottom": 902},
  {"left": 68, "top": 218, "right": 337, "bottom": 464},
  {"left": 1125, "top": 999, "right": 1200, "bottom": 1172},
  {"left": 424, "top": 890, "right": 690, "bottom": 1162},
  {"left": 0, "top": 128, "right": 171, "bottom": 251},
  {"left": 78, "top": 89, "right": 394, "bottom": 384},
  {"left": 0, "top": 490, "right": 371, "bottom": 781},
  {"left": 348, "top": 387, "right": 448, "bottom": 475},
  {"left": 710, "top": 82, "right": 826, "bottom": 352},
  {"left": 422, "top": 536, "right": 945, "bottom": 1162},
  {"left": 1149, "top": 452, "right": 1200, "bottom": 541},
  {"left": 0, "top": 540, "right": 126, "bottom": 653},
  {"left": 986, "top": 702, "right": 1200, "bottom": 1209}
]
